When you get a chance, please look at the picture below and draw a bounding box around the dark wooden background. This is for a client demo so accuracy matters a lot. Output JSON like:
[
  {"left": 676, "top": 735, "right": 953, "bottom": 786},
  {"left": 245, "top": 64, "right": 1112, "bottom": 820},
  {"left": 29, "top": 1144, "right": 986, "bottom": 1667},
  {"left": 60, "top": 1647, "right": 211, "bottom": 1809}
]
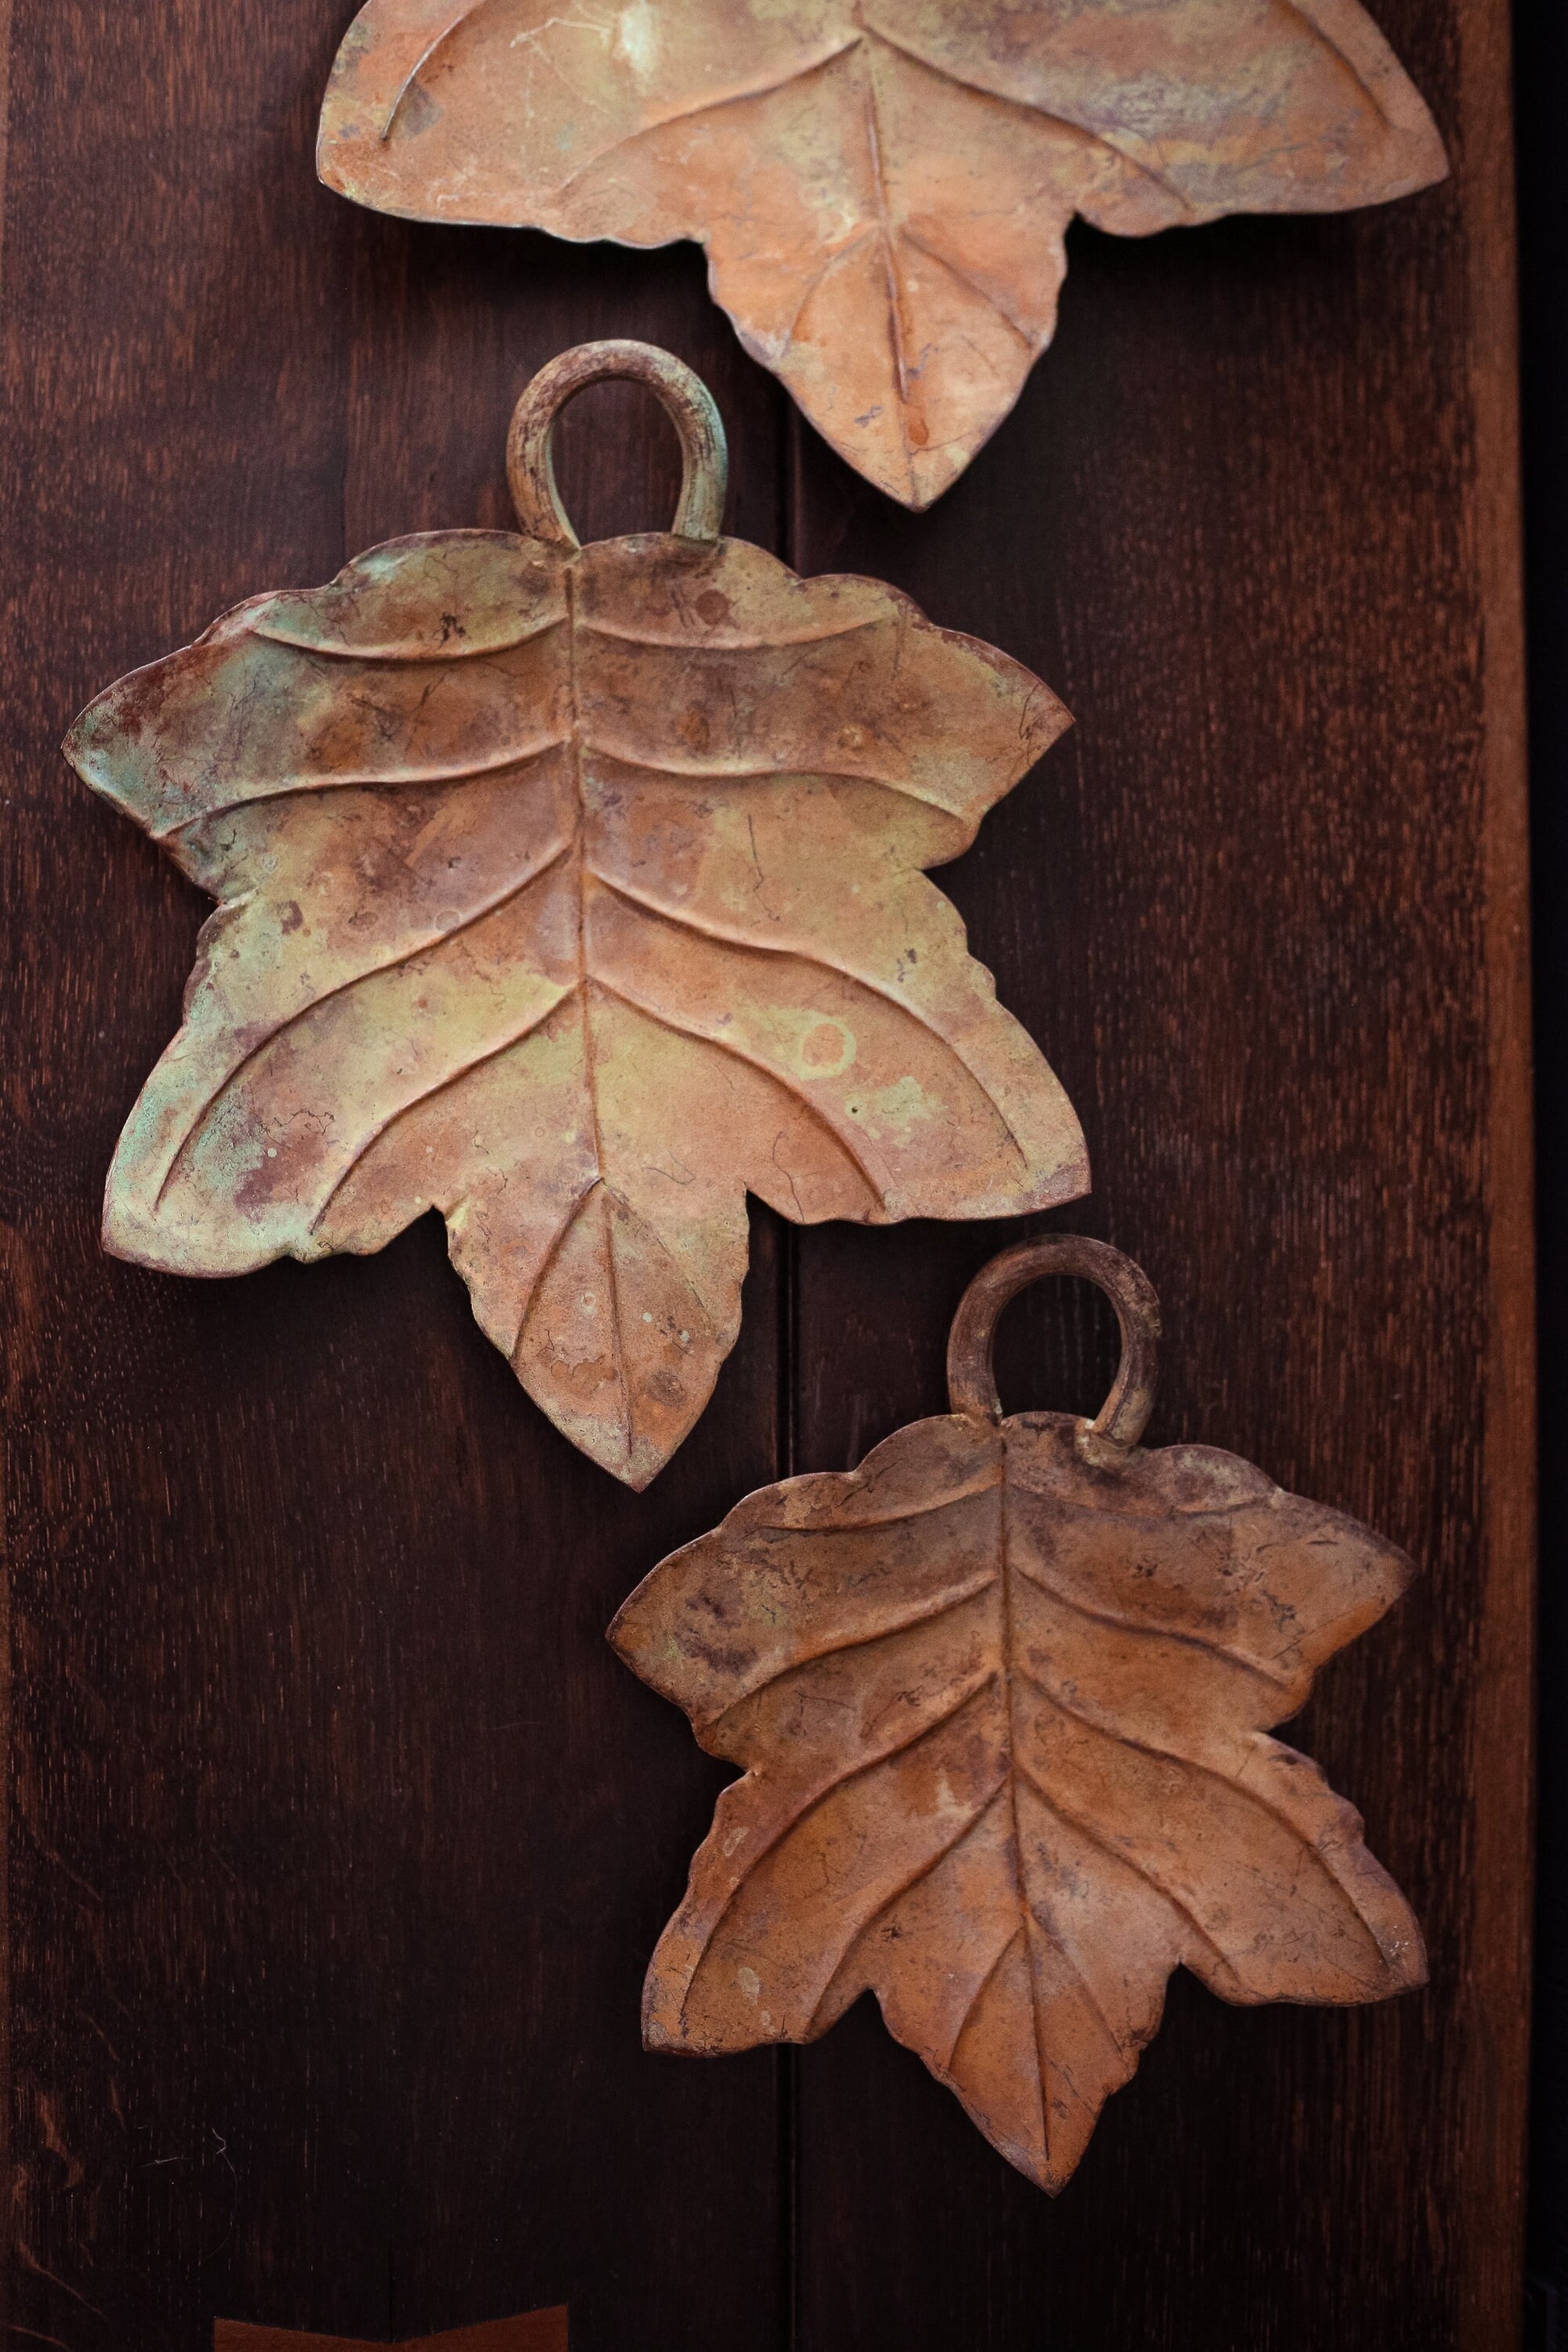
[
  {"left": 0, "top": 2, "right": 1533, "bottom": 2348},
  {"left": 1517, "top": 0, "right": 1566, "bottom": 2339}
]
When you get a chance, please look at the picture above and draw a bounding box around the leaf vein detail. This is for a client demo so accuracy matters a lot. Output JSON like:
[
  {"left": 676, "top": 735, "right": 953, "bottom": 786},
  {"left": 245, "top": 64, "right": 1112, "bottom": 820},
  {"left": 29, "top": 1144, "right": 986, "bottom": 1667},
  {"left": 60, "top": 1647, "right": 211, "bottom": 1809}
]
[
  {"left": 249, "top": 608, "right": 566, "bottom": 661},
  {"left": 1010, "top": 1752, "right": 1244, "bottom": 1982},
  {"left": 945, "top": 1919, "right": 1024, "bottom": 2072},
  {"left": 587, "top": 866, "right": 1027, "bottom": 1169},
  {"left": 546, "top": 37, "right": 864, "bottom": 197},
  {"left": 896, "top": 225, "right": 1037, "bottom": 350},
  {"left": 860, "top": 19, "right": 1201, "bottom": 210},
  {"left": 749, "top": 1458, "right": 1001, "bottom": 1535},
  {"left": 307, "top": 989, "right": 576, "bottom": 1235},
  {"left": 380, "top": 0, "right": 496, "bottom": 138},
  {"left": 696, "top": 1561, "right": 1000, "bottom": 1730},
  {"left": 806, "top": 1785, "right": 1010, "bottom": 2035},
  {"left": 1013, "top": 1670, "right": 1394, "bottom": 1981},
  {"left": 161, "top": 736, "right": 570, "bottom": 837},
  {"left": 587, "top": 973, "right": 888, "bottom": 1208},
  {"left": 576, "top": 609, "right": 891, "bottom": 653},
  {"left": 686, "top": 1670, "right": 1003, "bottom": 2001},
  {"left": 1009, "top": 1555, "right": 1296, "bottom": 1695},
  {"left": 151, "top": 835, "right": 573, "bottom": 1209}
]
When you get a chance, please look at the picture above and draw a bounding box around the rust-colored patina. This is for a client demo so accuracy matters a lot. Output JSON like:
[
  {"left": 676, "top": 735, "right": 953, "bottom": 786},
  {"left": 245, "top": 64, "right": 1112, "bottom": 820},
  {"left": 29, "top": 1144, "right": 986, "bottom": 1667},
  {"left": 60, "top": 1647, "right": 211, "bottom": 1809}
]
[
  {"left": 317, "top": 1, "right": 1447, "bottom": 508},
  {"left": 65, "top": 344, "right": 1088, "bottom": 1488},
  {"left": 611, "top": 1235, "right": 1425, "bottom": 2189}
]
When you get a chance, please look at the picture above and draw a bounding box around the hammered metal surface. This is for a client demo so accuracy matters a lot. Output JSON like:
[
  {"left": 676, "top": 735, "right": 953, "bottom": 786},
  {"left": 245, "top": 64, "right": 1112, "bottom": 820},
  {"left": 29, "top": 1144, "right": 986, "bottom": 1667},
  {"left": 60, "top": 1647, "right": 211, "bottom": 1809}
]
[
  {"left": 612, "top": 1238, "right": 1425, "bottom": 2187},
  {"left": 64, "top": 346, "right": 1088, "bottom": 1487},
  {"left": 318, "top": 0, "right": 1448, "bottom": 508}
]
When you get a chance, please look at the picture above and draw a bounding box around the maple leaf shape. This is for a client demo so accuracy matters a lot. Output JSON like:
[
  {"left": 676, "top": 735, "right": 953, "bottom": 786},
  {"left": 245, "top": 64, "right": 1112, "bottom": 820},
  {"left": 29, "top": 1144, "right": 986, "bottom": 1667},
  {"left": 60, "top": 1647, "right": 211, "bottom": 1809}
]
[
  {"left": 317, "top": 0, "right": 1447, "bottom": 508},
  {"left": 611, "top": 1237, "right": 1425, "bottom": 2187},
  {"left": 64, "top": 346, "right": 1087, "bottom": 1488}
]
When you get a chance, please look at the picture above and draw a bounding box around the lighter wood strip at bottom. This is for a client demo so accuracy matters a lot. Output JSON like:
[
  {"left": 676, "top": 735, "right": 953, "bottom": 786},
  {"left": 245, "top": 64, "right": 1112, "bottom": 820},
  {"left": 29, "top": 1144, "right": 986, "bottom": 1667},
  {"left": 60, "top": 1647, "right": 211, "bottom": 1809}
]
[{"left": 215, "top": 2308, "right": 568, "bottom": 2351}]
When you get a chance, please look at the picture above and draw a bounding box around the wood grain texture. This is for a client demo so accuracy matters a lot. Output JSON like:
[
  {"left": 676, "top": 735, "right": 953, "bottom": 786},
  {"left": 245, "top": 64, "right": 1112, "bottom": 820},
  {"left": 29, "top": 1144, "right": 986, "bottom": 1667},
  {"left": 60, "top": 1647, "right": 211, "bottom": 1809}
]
[
  {"left": 1516, "top": 0, "right": 1568, "bottom": 2332},
  {"left": 1453, "top": 4, "right": 1535, "bottom": 2343},
  {"left": 0, "top": 2, "right": 1530, "bottom": 2350}
]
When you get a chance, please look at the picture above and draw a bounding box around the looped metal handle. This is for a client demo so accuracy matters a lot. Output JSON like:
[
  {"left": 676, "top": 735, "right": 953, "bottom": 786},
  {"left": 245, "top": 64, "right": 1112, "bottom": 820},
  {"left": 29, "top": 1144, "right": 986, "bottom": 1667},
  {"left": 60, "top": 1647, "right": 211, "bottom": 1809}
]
[
  {"left": 946, "top": 1235, "right": 1162, "bottom": 1449},
  {"left": 506, "top": 340, "right": 728, "bottom": 551}
]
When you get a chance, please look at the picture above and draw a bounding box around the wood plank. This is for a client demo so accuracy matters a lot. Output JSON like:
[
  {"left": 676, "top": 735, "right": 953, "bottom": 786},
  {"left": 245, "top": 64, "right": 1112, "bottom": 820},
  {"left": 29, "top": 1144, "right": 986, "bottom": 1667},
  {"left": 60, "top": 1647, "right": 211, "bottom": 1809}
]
[
  {"left": 782, "top": 0, "right": 1533, "bottom": 2343},
  {"left": 1516, "top": 0, "right": 1568, "bottom": 2331},
  {"left": 1452, "top": 0, "right": 1535, "bottom": 2337},
  {"left": 0, "top": 6, "right": 786, "bottom": 2350}
]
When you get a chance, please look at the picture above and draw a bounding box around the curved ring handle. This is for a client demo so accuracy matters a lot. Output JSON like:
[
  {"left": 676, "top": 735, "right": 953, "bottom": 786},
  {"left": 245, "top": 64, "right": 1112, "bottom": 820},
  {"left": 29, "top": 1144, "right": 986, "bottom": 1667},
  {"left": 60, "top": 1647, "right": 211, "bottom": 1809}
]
[
  {"left": 506, "top": 341, "right": 728, "bottom": 551},
  {"left": 946, "top": 1235, "right": 1162, "bottom": 1449}
]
